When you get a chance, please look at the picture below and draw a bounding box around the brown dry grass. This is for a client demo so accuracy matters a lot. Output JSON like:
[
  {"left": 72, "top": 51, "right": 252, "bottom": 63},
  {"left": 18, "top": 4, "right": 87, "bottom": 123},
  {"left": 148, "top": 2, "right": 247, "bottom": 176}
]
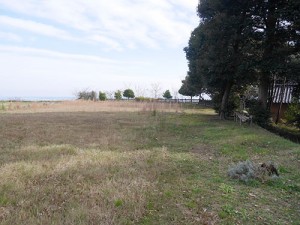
[
  {"left": 0, "top": 145, "right": 171, "bottom": 224},
  {"left": 0, "top": 105, "right": 175, "bottom": 224},
  {"left": 0, "top": 102, "right": 201, "bottom": 224},
  {"left": 0, "top": 101, "right": 299, "bottom": 224},
  {"left": 1, "top": 100, "right": 184, "bottom": 114}
]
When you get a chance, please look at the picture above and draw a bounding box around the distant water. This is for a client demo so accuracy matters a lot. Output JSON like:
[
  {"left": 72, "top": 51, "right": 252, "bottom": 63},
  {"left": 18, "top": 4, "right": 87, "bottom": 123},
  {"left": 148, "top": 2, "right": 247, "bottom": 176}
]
[{"left": 0, "top": 96, "right": 75, "bottom": 101}]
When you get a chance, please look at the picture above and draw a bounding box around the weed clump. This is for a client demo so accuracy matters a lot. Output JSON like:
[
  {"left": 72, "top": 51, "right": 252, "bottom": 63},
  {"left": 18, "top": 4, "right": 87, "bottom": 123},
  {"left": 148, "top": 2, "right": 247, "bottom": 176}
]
[
  {"left": 228, "top": 160, "right": 256, "bottom": 182},
  {"left": 1, "top": 103, "right": 5, "bottom": 111},
  {"left": 228, "top": 160, "right": 279, "bottom": 183}
]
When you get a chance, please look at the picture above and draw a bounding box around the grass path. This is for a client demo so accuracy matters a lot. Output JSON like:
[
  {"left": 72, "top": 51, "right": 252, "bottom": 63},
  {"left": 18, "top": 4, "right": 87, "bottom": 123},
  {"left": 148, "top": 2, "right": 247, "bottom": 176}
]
[{"left": 0, "top": 104, "right": 299, "bottom": 224}]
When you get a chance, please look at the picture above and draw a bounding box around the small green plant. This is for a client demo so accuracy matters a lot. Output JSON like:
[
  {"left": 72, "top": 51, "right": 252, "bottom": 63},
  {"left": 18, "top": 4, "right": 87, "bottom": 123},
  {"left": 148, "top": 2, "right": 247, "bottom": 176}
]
[
  {"left": 114, "top": 199, "right": 123, "bottom": 207},
  {"left": 219, "top": 183, "right": 234, "bottom": 194},
  {"left": 219, "top": 204, "right": 235, "bottom": 219},
  {"left": 1, "top": 103, "right": 5, "bottom": 111}
]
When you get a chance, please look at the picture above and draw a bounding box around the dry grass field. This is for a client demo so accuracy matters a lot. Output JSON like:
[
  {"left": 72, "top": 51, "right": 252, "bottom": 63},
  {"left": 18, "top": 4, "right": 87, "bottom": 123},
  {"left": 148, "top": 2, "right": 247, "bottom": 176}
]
[{"left": 0, "top": 101, "right": 299, "bottom": 224}]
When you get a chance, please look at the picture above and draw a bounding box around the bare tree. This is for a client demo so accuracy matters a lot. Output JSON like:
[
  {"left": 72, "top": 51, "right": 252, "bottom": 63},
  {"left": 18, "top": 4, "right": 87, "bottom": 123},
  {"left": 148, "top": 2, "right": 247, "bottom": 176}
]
[
  {"left": 172, "top": 88, "right": 179, "bottom": 100},
  {"left": 134, "top": 84, "right": 147, "bottom": 97},
  {"left": 105, "top": 91, "right": 114, "bottom": 100},
  {"left": 151, "top": 83, "right": 162, "bottom": 99}
]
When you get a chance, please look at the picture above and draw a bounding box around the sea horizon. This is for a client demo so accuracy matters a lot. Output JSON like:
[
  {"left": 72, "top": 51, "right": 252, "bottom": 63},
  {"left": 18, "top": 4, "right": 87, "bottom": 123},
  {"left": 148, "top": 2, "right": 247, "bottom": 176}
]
[{"left": 0, "top": 96, "right": 76, "bottom": 101}]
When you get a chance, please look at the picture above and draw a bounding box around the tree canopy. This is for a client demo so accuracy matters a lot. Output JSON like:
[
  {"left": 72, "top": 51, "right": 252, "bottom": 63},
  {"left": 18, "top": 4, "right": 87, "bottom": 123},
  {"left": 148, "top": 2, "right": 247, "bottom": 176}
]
[
  {"left": 123, "top": 89, "right": 135, "bottom": 99},
  {"left": 183, "top": 0, "right": 300, "bottom": 119},
  {"left": 114, "top": 90, "right": 122, "bottom": 100},
  {"left": 163, "top": 90, "right": 172, "bottom": 99}
]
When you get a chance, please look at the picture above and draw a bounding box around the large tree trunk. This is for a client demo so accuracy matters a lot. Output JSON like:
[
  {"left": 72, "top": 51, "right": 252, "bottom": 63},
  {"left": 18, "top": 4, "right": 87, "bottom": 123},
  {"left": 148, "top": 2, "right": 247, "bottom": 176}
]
[
  {"left": 258, "top": 74, "right": 270, "bottom": 109},
  {"left": 258, "top": 0, "right": 276, "bottom": 110},
  {"left": 220, "top": 81, "right": 233, "bottom": 120}
]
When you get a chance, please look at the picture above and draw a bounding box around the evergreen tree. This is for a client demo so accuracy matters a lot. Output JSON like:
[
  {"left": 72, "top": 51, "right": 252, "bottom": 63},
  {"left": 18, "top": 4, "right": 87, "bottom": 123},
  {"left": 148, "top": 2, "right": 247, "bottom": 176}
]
[
  {"left": 99, "top": 92, "right": 107, "bottom": 101},
  {"left": 185, "top": 0, "right": 300, "bottom": 119},
  {"left": 163, "top": 90, "right": 172, "bottom": 99},
  {"left": 178, "top": 76, "right": 197, "bottom": 102}
]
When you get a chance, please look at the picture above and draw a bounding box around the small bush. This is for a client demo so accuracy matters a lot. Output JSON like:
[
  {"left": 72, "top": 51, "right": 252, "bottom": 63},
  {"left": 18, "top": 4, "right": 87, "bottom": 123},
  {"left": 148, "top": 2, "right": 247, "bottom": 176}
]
[
  {"left": 135, "top": 97, "right": 152, "bottom": 102},
  {"left": 114, "top": 199, "right": 123, "bottom": 207},
  {"left": 228, "top": 160, "right": 279, "bottom": 183},
  {"left": 212, "top": 92, "right": 239, "bottom": 118},
  {"left": 248, "top": 100, "right": 271, "bottom": 127},
  {"left": 99, "top": 92, "right": 107, "bottom": 101},
  {"left": 228, "top": 160, "right": 256, "bottom": 182},
  {"left": 285, "top": 99, "right": 300, "bottom": 129}
]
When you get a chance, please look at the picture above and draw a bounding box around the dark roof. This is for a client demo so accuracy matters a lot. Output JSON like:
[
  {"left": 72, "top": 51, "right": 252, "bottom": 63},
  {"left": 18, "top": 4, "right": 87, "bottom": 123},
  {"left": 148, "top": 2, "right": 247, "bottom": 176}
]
[{"left": 272, "top": 84, "right": 295, "bottom": 104}]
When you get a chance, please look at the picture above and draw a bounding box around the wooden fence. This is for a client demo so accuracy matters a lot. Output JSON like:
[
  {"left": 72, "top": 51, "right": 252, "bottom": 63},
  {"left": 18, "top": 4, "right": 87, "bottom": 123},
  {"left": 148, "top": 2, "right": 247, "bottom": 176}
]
[{"left": 157, "top": 99, "right": 213, "bottom": 106}]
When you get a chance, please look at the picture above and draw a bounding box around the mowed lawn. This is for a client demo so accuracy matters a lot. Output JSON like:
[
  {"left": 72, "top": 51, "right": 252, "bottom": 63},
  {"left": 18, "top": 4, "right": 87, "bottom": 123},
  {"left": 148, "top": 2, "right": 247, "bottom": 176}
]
[{"left": 0, "top": 101, "right": 299, "bottom": 224}]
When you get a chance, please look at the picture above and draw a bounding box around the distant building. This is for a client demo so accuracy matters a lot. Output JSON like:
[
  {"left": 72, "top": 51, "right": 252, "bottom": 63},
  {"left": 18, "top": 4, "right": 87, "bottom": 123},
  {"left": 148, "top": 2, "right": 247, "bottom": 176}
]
[{"left": 270, "top": 82, "right": 298, "bottom": 121}]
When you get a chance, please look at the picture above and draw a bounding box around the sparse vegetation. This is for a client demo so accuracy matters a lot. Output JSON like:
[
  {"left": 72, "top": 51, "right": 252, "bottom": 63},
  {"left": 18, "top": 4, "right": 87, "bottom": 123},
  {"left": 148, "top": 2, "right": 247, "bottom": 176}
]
[
  {"left": 0, "top": 101, "right": 299, "bottom": 224},
  {"left": 77, "top": 90, "right": 97, "bottom": 101}
]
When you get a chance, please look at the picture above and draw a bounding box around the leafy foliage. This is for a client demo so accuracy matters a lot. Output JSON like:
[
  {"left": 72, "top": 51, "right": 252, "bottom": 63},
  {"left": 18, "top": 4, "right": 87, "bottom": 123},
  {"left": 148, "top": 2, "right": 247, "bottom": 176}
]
[
  {"left": 248, "top": 100, "right": 271, "bottom": 127},
  {"left": 178, "top": 76, "right": 197, "bottom": 99},
  {"left": 285, "top": 99, "right": 300, "bottom": 129},
  {"left": 99, "top": 92, "right": 107, "bottom": 101},
  {"left": 123, "top": 89, "right": 135, "bottom": 99},
  {"left": 163, "top": 90, "right": 172, "bottom": 99},
  {"left": 114, "top": 90, "right": 122, "bottom": 100},
  {"left": 183, "top": 0, "right": 300, "bottom": 120}
]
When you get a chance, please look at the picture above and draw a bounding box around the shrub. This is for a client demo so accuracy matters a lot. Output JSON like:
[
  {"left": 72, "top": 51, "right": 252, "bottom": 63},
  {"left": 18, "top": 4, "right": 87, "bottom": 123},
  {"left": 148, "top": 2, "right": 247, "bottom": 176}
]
[
  {"left": 77, "top": 90, "right": 97, "bottom": 101},
  {"left": 99, "top": 92, "right": 107, "bottom": 101},
  {"left": 212, "top": 92, "right": 239, "bottom": 117},
  {"left": 248, "top": 100, "right": 271, "bottom": 127},
  {"left": 114, "top": 90, "right": 122, "bottom": 100},
  {"left": 285, "top": 99, "right": 300, "bottom": 129},
  {"left": 228, "top": 160, "right": 256, "bottom": 182},
  {"left": 228, "top": 160, "right": 279, "bottom": 183},
  {"left": 135, "top": 97, "right": 151, "bottom": 102}
]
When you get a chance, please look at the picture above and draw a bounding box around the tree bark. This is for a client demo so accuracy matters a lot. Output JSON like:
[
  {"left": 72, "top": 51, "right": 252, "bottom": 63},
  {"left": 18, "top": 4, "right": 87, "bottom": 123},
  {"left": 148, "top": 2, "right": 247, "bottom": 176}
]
[
  {"left": 220, "top": 81, "right": 233, "bottom": 120},
  {"left": 258, "top": 75, "right": 270, "bottom": 109},
  {"left": 258, "top": 0, "right": 277, "bottom": 110}
]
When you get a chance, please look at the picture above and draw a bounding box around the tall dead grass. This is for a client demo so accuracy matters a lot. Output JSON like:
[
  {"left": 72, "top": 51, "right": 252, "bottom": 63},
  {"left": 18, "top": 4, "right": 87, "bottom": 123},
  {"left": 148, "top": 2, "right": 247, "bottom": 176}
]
[{"left": 2, "top": 100, "right": 184, "bottom": 114}]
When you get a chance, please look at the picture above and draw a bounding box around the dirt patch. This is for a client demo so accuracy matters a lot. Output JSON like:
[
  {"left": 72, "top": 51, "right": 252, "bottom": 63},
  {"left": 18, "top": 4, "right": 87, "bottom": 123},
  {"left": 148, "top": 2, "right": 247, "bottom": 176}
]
[{"left": 190, "top": 144, "right": 216, "bottom": 160}]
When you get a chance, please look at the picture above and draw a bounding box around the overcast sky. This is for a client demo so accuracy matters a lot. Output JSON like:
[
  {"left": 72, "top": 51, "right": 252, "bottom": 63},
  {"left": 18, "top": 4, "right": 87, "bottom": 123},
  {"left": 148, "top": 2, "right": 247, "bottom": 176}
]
[{"left": 0, "top": 0, "right": 199, "bottom": 99}]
